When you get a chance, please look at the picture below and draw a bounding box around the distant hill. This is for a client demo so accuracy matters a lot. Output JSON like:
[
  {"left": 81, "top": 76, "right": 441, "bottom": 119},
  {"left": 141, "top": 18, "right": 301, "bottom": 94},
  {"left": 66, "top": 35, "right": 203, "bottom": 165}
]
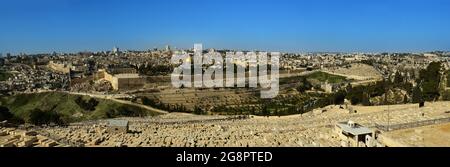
[{"left": 0, "top": 92, "right": 161, "bottom": 125}]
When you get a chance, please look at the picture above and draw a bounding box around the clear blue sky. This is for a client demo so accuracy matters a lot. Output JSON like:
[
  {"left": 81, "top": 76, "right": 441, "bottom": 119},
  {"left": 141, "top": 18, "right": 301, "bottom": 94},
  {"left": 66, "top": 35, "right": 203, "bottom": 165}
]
[{"left": 1, "top": 0, "right": 450, "bottom": 54}]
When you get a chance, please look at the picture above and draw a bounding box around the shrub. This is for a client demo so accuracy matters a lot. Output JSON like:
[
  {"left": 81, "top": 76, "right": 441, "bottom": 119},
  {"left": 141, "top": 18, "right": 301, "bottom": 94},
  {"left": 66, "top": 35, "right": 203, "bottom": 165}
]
[
  {"left": 75, "top": 97, "right": 99, "bottom": 111},
  {"left": 25, "top": 109, "right": 64, "bottom": 125},
  {"left": 105, "top": 106, "right": 146, "bottom": 118},
  {"left": 0, "top": 106, "right": 13, "bottom": 121}
]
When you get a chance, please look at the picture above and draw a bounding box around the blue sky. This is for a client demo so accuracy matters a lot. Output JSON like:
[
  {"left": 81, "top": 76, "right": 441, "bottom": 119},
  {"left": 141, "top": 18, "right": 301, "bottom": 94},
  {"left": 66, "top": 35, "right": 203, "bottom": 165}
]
[{"left": 1, "top": 0, "right": 450, "bottom": 54}]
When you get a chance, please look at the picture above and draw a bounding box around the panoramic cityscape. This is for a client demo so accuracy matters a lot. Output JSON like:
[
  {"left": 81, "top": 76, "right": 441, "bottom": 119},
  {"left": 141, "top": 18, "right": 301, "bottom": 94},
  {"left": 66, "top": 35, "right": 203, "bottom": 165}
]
[{"left": 1, "top": 0, "right": 450, "bottom": 148}]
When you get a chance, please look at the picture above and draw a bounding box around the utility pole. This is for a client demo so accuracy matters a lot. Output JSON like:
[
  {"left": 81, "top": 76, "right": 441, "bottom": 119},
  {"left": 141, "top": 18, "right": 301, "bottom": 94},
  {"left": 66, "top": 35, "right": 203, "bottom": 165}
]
[
  {"left": 384, "top": 86, "right": 390, "bottom": 131},
  {"left": 388, "top": 95, "right": 390, "bottom": 131},
  {"left": 385, "top": 74, "right": 391, "bottom": 131},
  {"left": 67, "top": 70, "right": 71, "bottom": 102}
]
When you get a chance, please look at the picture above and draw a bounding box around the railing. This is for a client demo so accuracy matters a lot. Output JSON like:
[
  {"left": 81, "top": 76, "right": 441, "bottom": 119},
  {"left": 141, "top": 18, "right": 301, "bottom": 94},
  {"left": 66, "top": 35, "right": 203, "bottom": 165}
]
[{"left": 375, "top": 117, "right": 450, "bottom": 132}]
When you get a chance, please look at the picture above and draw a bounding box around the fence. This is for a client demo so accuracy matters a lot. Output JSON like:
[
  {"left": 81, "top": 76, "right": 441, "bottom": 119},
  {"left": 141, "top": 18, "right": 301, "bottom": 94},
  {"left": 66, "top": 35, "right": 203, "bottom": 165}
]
[{"left": 375, "top": 117, "right": 450, "bottom": 132}]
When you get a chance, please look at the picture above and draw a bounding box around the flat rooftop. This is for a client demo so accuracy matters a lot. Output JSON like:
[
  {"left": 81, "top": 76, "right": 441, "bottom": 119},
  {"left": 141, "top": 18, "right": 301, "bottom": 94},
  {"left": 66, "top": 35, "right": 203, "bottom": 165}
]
[
  {"left": 337, "top": 122, "right": 372, "bottom": 136},
  {"left": 108, "top": 120, "right": 129, "bottom": 127}
]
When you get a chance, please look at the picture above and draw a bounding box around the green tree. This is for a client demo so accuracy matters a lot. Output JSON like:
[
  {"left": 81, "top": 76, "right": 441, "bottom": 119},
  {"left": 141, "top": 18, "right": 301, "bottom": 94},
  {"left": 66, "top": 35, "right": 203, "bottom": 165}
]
[
  {"left": 419, "top": 62, "right": 442, "bottom": 101},
  {"left": 394, "top": 71, "right": 404, "bottom": 86},
  {"left": 362, "top": 92, "right": 371, "bottom": 106},
  {"left": 86, "top": 98, "right": 99, "bottom": 111},
  {"left": 412, "top": 86, "right": 423, "bottom": 103},
  {"left": 26, "top": 109, "right": 63, "bottom": 125},
  {"left": 142, "top": 97, "right": 156, "bottom": 106},
  {"left": 333, "top": 90, "right": 346, "bottom": 104},
  {"left": 75, "top": 97, "right": 99, "bottom": 111},
  {"left": 296, "top": 77, "right": 312, "bottom": 93},
  {"left": 403, "top": 94, "right": 409, "bottom": 104},
  {"left": 0, "top": 106, "right": 13, "bottom": 121},
  {"left": 193, "top": 105, "right": 205, "bottom": 115}
]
